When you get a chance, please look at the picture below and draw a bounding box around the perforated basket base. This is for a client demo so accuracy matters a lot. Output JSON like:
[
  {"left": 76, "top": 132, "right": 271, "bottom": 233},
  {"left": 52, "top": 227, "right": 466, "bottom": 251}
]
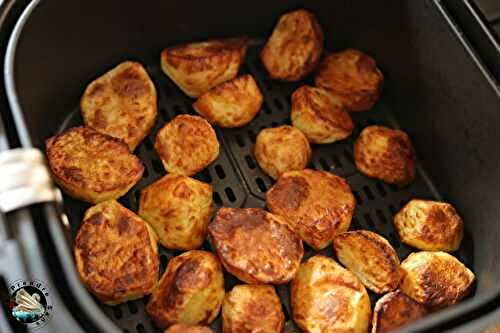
[{"left": 58, "top": 42, "right": 473, "bottom": 333}]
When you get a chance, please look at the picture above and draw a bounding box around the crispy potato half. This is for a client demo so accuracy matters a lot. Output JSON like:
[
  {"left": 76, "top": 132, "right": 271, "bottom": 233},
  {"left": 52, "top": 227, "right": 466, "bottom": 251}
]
[
  {"left": 81, "top": 61, "right": 157, "bottom": 151},
  {"left": 147, "top": 250, "right": 225, "bottom": 328},
  {"left": 315, "top": 49, "right": 384, "bottom": 111},
  {"left": 193, "top": 74, "right": 263, "bottom": 128},
  {"left": 291, "top": 85, "right": 354, "bottom": 144},
  {"left": 354, "top": 126, "right": 416, "bottom": 185},
  {"left": 394, "top": 199, "right": 464, "bottom": 252},
  {"left": 333, "top": 230, "right": 403, "bottom": 294},
  {"left": 222, "top": 284, "right": 284, "bottom": 333},
  {"left": 155, "top": 115, "right": 220, "bottom": 176},
  {"left": 254, "top": 125, "right": 312, "bottom": 179},
  {"left": 139, "top": 174, "right": 213, "bottom": 250},
  {"left": 400, "top": 251, "right": 475, "bottom": 309},
  {"left": 266, "top": 169, "right": 356, "bottom": 250},
  {"left": 164, "top": 324, "right": 213, "bottom": 333},
  {"left": 261, "top": 9, "right": 323, "bottom": 81},
  {"left": 208, "top": 208, "right": 303, "bottom": 284},
  {"left": 291, "top": 255, "right": 371, "bottom": 333},
  {"left": 46, "top": 126, "right": 144, "bottom": 203},
  {"left": 74, "top": 200, "right": 159, "bottom": 305},
  {"left": 372, "top": 290, "right": 428, "bottom": 333},
  {"left": 161, "top": 37, "right": 248, "bottom": 98}
]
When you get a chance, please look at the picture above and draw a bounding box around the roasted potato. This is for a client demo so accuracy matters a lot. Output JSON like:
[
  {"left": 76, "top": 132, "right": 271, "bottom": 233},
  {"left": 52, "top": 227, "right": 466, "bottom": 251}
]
[
  {"left": 161, "top": 37, "right": 248, "bottom": 97},
  {"left": 155, "top": 115, "right": 220, "bottom": 176},
  {"left": 147, "top": 250, "right": 225, "bottom": 328},
  {"left": 208, "top": 208, "right": 303, "bottom": 284},
  {"left": 315, "top": 49, "right": 384, "bottom": 111},
  {"left": 193, "top": 74, "right": 263, "bottom": 128},
  {"left": 400, "top": 251, "right": 475, "bottom": 309},
  {"left": 333, "top": 230, "right": 403, "bottom": 293},
  {"left": 165, "top": 324, "right": 214, "bottom": 333},
  {"left": 254, "top": 125, "right": 312, "bottom": 179},
  {"left": 81, "top": 61, "right": 157, "bottom": 151},
  {"left": 266, "top": 169, "right": 356, "bottom": 250},
  {"left": 261, "top": 9, "right": 323, "bottom": 81},
  {"left": 74, "top": 200, "right": 159, "bottom": 305},
  {"left": 291, "top": 255, "right": 371, "bottom": 333},
  {"left": 354, "top": 126, "right": 416, "bottom": 185},
  {"left": 371, "top": 290, "right": 428, "bottom": 333},
  {"left": 291, "top": 85, "right": 354, "bottom": 144},
  {"left": 139, "top": 174, "right": 213, "bottom": 250},
  {"left": 46, "top": 126, "right": 144, "bottom": 203},
  {"left": 222, "top": 284, "right": 284, "bottom": 333},
  {"left": 394, "top": 199, "right": 464, "bottom": 252}
]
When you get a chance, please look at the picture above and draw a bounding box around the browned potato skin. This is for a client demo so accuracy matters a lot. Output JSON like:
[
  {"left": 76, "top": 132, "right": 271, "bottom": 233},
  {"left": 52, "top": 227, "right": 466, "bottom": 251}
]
[
  {"left": 400, "top": 251, "right": 475, "bottom": 310},
  {"left": 315, "top": 49, "right": 384, "bottom": 111},
  {"left": 260, "top": 9, "right": 323, "bottom": 81},
  {"left": 46, "top": 126, "right": 144, "bottom": 203},
  {"left": 147, "top": 250, "right": 225, "bottom": 328},
  {"left": 139, "top": 174, "right": 213, "bottom": 250},
  {"left": 74, "top": 200, "right": 159, "bottom": 305},
  {"left": 208, "top": 208, "right": 303, "bottom": 284},
  {"left": 81, "top": 61, "right": 157, "bottom": 151},
  {"left": 372, "top": 290, "right": 428, "bottom": 333},
  {"left": 291, "top": 85, "right": 354, "bottom": 144},
  {"left": 354, "top": 126, "right": 415, "bottom": 185},
  {"left": 222, "top": 284, "right": 284, "bottom": 333},
  {"left": 333, "top": 230, "right": 403, "bottom": 294},
  {"left": 254, "top": 125, "right": 312, "bottom": 179},
  {"left": 291, "top": 255, "right": 371, "bottom": 333},
  {"left": 193, "top": 74, "right": 263, "bottom": 128},
  {"left": 266, "top": 169, "right": 356, "bottom": 250},
  {"left": 394, "top": 199, "right": 464, "bottom": 252},
  {"left": 155, "top": 115, "right": 220, "bottom": 176},
  {"left": 164, "top": 324, "right": 214, "bottom": 333},
  {"left": 161, "top": 37, "right": 248, "bottom": 97}
]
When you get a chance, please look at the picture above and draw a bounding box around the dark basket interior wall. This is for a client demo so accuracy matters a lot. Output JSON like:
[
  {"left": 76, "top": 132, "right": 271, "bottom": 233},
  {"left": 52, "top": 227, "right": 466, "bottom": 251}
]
[{"left": 10, "top": 0, "right": 500, "bottom": 296}]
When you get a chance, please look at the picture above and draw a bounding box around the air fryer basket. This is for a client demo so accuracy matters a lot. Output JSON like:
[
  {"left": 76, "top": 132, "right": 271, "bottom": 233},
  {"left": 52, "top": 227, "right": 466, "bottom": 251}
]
[{"left": 4, "top": 0, "right": 500, "bottom": 332}]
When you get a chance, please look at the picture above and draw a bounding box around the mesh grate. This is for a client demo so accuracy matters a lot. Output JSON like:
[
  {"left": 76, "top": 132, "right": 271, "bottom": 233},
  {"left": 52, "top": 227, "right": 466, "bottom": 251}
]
[{"left": 58, "top": 42, "right": 473, "bottom": 333}]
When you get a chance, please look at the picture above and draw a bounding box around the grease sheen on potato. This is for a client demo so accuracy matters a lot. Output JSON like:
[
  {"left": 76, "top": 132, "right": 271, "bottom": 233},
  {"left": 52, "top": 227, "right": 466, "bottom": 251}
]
[
  {"left": 74, "top": 200, "right": 159, "bottom": 305},
  {"left": 266, "top": 169, "right": 356, "bottom": 250},
  {"left": 208, "top": 208, "right": 303, "bottom": 284},
  {"left": 147, "top": 250, "right": 225, "bottom": 328},
  {"left": 291, "top": 255, "right": 371, "bottom": 333},
  {"left": 139, "top": 174, "right": 213, "bottom": 250},
  {"left": 164, "top": 324, "right": 213, "bottom": 333}
]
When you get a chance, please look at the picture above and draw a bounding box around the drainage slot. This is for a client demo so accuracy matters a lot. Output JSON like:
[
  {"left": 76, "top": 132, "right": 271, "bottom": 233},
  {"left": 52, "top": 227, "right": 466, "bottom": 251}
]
[
  {"left": 363, "top": 185, "right": 374, "bottom": 200},
  {"left": 213, "top": 192, "right": 223, "bottom": 205},
  {"left": 256, "top": 177, "right": 267, "bottom": 192},
  {"left": 215, "top": 165, "right": 226, "bottom": 179},
  {"left": 235, "top": 134, "right": 245, "bottom": 147},
  {"left": 376, "top": 209, "right": 388, "bottom": 225},
  {"left": 245, "top": 155, "right": 256, "bottom": 169},
  {"left": 364, "top": 213, "right": 375, "bottom": 228},
  {"left": 225, "top": 187, "right": 236, "bottom": 202},
  {"left": 376, "top": 182, "right": 386, "bottom": 196},
  {"left": 127, "top": 302, "right": 138, "bottom": 314},
  {"left": 112, "top": 306, "right": 123, "bottom": 319},
  {"left": 353, "top": 191, "right": 363, "bottom": 205}
]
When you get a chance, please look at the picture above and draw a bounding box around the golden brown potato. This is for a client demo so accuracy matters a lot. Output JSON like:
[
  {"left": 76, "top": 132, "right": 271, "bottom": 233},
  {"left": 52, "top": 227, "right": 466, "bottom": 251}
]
[
  {"left": 400, "top": 251, "right": 475, "bottom": 309},
  {"left": 164, "top": 324, "right": 214, "bottom": 333},
  {"left": 291, "top": 255, "right": 371, "bottom": 333},
  {"left": 371, "top": 290, "right": 428, "bottom": 333},
  {"left": 254, "top": 125, "right": 312, "bottom": 179},
  {"left": 394, "top": 199, "right": 464, "bottom": 252},
  {"left": 139, "top": 174, "right": 213, "bottom": 250},
  {"left": 208, "top": 208, "right": 303, "bottom": 284},
  {"left": 315, "top": 49, "right": 384, "bottom": 111},
  {"left": 155, "top": 115, "right": 220, "bottom": 176},
  {"left": 222, "top": 284, "right": 284, "bottom": 333},
  {"left": 81, "top": 61, "right": 157, "bottom": 151},
  {"left": 354, "top": 126, "right": 416, "bottom": 185},
  {"left": 74, "top": 200, "right": 159, "bottom": 305},
  {"left": 333, "top": 230, "right": 403, "bottom": 294},
  {"left": 161, "top": 37, "right": 248, "bottom": 98},
  {"left": 147, "top": 250, "right": 225, "bottom": 328},
  {"left": 193, "top": 74, "right": 263, "bottom": 128},
  {"left": 46, "top": 126, "right": 144, "bottom": 203},
  {"left": 261, "top": 9, "right": 323, "bottom": 81},
  {"left": 291, "top": 85, "right": 354, "bottom": 144},
  {"left": 266, "top": 169, "right": 356, "bottom": 250}
]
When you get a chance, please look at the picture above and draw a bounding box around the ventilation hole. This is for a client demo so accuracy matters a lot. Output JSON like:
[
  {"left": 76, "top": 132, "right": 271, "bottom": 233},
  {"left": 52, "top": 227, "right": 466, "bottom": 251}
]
[
  {"left": 376, "top": 182, "right": 387, "bottom": 197},
  {"left": 136, "top": 324, "right": 146, "bottom": 333},
  {"left": 363, "top": 185, "right": 374, "bottom": 200},
  {"left": 256, "top": 177, "right": 267, "bottom": 192},
  {"left": 151, "top": 159, "right": 163, "bottom": 173},
  {"left": 213, "top": 192, "right": 223, "bottom": 205},
  {"left": 215, "top": 165, "right": 226, "bottom": 179},
  {"left": 332, "top": 155, "right": 343, "bottom": 168},
  {"left": 245, "top": 155, "right": 256, "bottom": 169},
  {"left": 160, "top": 255, "right": 168, "bottom": 269},
  {"left": 144, "top": 136, "right": 154, "bottom": 150},
  {"left": 263, "top": 107, "right": 272, "bottom": 114},
  {"left": 353, "top": 191, "right": 363, "bottom": 205},
  {"left": 343, "top": 150, "right": 354, "bottom": 163},
  {"left": 376, "top": 210, "right": 388, "bottom": 225},
  {"left": 351, "top": 218, "right": 361, "bottom": 229},
  {"left": 364, "top": 213, "right": 375, "bottom": 228},
  {"left": 389, "top": 232, "right": 400, "bottom": 248},
  {"left": 389, "top": 184, "right": 399, "bottom": 192},
  {"left": 225, "top": 188, "right": 236, "bottom": 202},
  {"left": 319, "top": 158, "right": 329, "bottom": 170},
  {"left": 199, "top": 168, "right": 212, "bottom": 183},
  {"left": 173, "top": 104, "right": 183, "bottom": 115},
  {"left": 274, "top": 98, "right": 284, "bottom": 110},
  {"left": 142, "top": 165, "right": 149, "bottom": 178},
  {"left": 235, "top": 134, "right": 245, "bottom": 147},
  {"left": 112, "top": 306, "right": 122, "bottom": 319},
  {"left": 248, "top": 130, "right": 256, "bottom": 143},
  {"left": 389, "top": 204, "right": 398, "bottom": 215},
  {"left": 127, "top": 301, "right": 138, "bottom": 314}
]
